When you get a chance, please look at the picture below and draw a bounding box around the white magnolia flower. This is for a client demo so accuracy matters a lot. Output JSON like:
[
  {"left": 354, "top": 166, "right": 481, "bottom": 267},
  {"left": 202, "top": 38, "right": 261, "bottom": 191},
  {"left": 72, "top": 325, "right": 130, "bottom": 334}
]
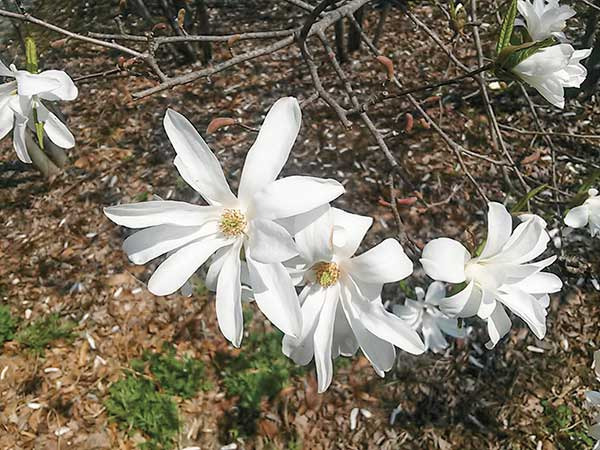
[
  {"left": 517, "top": 0, "right": 576, "bottom": 41},
  {"left": 420, "top": 202, "right": 562, "bottom": 349},
  {"left": 104, "top": 97, "right": 345, "bottom": 347},
  {"left": 564, "top": 188, "right": 600, "bottom": 237},
  {"left": 512, "top": 44, "right": 592, "bottom": 109},
  {"left": 392, "top": 281, "right": 465, "bottom": 353},
  {"left": 282, "top": 206, "right": 425, "bottom": 392},
  {"left": 0, "top": 58, "right": 78, "bottom": 163}
]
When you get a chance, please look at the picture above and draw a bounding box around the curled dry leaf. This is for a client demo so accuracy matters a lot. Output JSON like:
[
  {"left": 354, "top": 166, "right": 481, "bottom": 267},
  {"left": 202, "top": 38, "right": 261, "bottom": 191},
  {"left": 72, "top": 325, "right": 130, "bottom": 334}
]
[
  {"left": 152, "top": 23, "right": 168, "bottom": 32},
  {"left": 404, "top": 113, "right": 414, "bottom": 133},
  {"left": 206, "top": 117, "right": 237, "bottom": 134},
  {"left": 227, "top": 35, "right": 241, "bottom": 47},
  {"left": 177, "top": 9, "right": 186, "bottom": 29},
  {"left": 50, "top": 39, "right": 68, "bottom": 49},
  {"left": 375, "top": 55, "right": 394, "bottom": 80}
]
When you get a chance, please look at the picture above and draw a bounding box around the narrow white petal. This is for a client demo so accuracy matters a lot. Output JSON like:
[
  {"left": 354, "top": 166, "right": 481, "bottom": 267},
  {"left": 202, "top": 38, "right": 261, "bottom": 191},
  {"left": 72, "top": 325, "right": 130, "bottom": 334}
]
[
  {"left": 497, "top": 285, "right": 547, "bottom": 339},
  {"left": 147, "top": 236, "right": 230, "bottom": 296},
  {"left": 282, "top": 285, "right": 326, "bottom": 365},
  {"left": 331, "top": 208, "right": 373, "bottom": 258},
  {"left": 424, "top": 281, "right": 446, "bottom": 306},
  {"left": 0, "top": 59, "right": 14, "bottom": 77},
  {"left": 422, "top": 316, "right": 449, "bottom": 353},
  {"left": 247, "top": 218, "right": 298, "bottom": 264},
  {"left": 341, "top": 288, "right": 395, "bottom": 377},
  {"left": 331, "top": 300, "right": 358, "bottom": 358},
  {"left": 104, "top": 201, "right": 221, "bottom": 228},
  {"left": 252, "top": 176, "right": 344, "bottom": 220},
  {"left": 123, "top": 223, "right": 218, "bottom": 265},
  {"left": 247, "top": 256, "right": 302, "bottom": 338},
  {"left": 37, "top": 70, "right": 78, "bottom": 101},
  {"left": 439, "top": 281, "right": 482, "bottom": 318},
  {"left": 12, "top": 112, "right": 31, "bottom": 163},
  {"left": 14, "top": 70, "right": 61, "bottom": 96},
  {"left": 205, "top": 247, "right": 230, "bottom": 291},
  {"left": 345, "top": 239, "right": 413, "bottom": 285},
  {"left": 0, "top": 96, "right": 14, "bottom": 141},
  {"left": 485, "top": 303, "right": 512, "bottom": 349},
  {"left": 348, "top": 278, "right": 424, "bottom": 355},
  {"left": 238, "top": 97, "right": 301, "bottom": 203},
  {"left": 216, "top": 241, "right": 244, "bottom": 347},
  {"left": 37, "top": 104, "right": 75, "bottom": 149},
  {"left": 420, "top": 238, "right": 470, "bottom": 283},
  {"left": 564, "top": 205, "right": 589, "bottom": 228},
  {"left": 164, "top": 109, "right": 237, "bottom": 206},
  {"left": 479, "top": 202, "right": 513, "bottom": 259},
  {"left": 293, "top": 205, "right": 334, "bottom": 265},
  {"left": 313, "top": 284, "right": 340, "bottom": 393}
]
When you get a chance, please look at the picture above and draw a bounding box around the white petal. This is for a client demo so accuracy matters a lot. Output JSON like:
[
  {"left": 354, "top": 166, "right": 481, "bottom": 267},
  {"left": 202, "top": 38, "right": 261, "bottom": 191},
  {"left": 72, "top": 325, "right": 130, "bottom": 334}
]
[
  {"left": 252, "top": 176, "right": 344, "bottom": 220},
  {"left": 420, "top": 238, "right": 470, "bottom": 283},
  {"left": 0, "top": 59, "right": 14, "bottom": 77},
  {"left": 123, "top": 223, "right": 218, "bottom": 265},
  {"left": 439, "top": 281, "right": 482, "bottom": 318},
  {"left": 37, "top": 104, "right": 75, "bottom": 148},
  {"left": 0, "top": 95, "right": 14, "bottom": 141},
  {"left": 331, "top": 300, "right": 358, "bottom": 358},
  {"left": 485, "top": 303, "right": 512, "bottom": 349},
  {"left": 238, "top": 97, "right": 301, "bottom": 203},
  {"left": 247, "top": 218, "right": 298, "bottom": 264},
  {"left": 104, "top": 201, "right": 221, "bottom": 228},
  {"left": 480, "top": 202, "right": 513, "bottom": 259},
  {"left": 496, "top": 219, "right": 549, "bottom": 264},
  {"left": 392, "top": 301, "right": 422, "bottom": 330},
  {"left": 564, "top": 204, "right": 589, "bottom": 228},
  {"left": 14, "top": 70, "right": 61, "bottom": 96},
  {"left": 497, "top": 285, "right": 547, "bottom": 339},
  {"left": 205, "top": 246, "right": 230, "bottom": 291},
  {"left": 164, "top": 109, "right": 237, "bottom": 206},
  {"left": 147, "top": 235, "right": 230, "bottom": 296},
  {"left": 424, "top": 281, "right": 446, "bottom": 306},
  {"left": 293, "top": 205, "right": 334, "bottom": 265},
  {"left": 247, "top": 256, "right": 302, "bottom": 338},
  {"left": 422, "top": 316, "right": 449, "bottom": 353},
  {"left": 216, "top": 241, "right": 244, "bottom": 347},
  {"left": 341, "top": 288, "right": 395, "bottom": 377},
  {"left": 12, "top": 112, "right": 30, "bottom": 163},
  {"left": 313, "top": 284, "right": 340, "bottom": 393},
  {"left": 514, "top": 270, "right": 562, "bottom": 295},
  {"left": 282, "top": 285, "right": 326, "bottom": 365},
  {"left": 350, "top": 284, "right": 425, "bottom": 355},
  {"left": 331, "top": 208, "right": 373, "bottom": 258},
  {"left": 477, "top": 288, "right": 497, "bottom": 320},
  {"left": 36, "top": 70, "right": 78, "bottom": 101},
  {"left": 345, "top": 239, "right": 413, "bottom": 284},
  {"left": 276, "top": 204, "right": 330, "bottom": 237}
]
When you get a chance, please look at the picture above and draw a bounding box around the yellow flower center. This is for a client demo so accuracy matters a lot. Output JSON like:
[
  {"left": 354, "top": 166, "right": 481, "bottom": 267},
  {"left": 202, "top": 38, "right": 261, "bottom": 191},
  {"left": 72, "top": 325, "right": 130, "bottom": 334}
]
[
  {"left": 219, "top": 209, "right": 247, "bottom": 237},
  {"left": 314, "top": 262, "right": 340, "bottom": 288}
]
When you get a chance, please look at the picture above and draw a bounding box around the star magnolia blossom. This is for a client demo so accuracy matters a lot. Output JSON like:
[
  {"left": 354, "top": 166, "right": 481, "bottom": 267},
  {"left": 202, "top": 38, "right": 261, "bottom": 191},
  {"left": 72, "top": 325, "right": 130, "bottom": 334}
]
[
  {"left": 392, "top": 281, "right": 465, "bottom": 353},
  {"left": 420, "top": 202, "right": 562, "bottom": 349},
  {"left": 104, "top": 97, "right": 345, "bottom": 347},
  {"left": 517, "top": 0, "right": 576, "bottom": 41},
  {"left": 512, "top": 44, "right": 592, "bottom": 109},
  {"left": 282, "top": 206, "right": 425, "bottom": 393},
  {"left": 564, "top": 188, "right": 600, "bottom": 237},
  {"left": 0, "top": 59, "right": 77, "bottom": 163}
]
